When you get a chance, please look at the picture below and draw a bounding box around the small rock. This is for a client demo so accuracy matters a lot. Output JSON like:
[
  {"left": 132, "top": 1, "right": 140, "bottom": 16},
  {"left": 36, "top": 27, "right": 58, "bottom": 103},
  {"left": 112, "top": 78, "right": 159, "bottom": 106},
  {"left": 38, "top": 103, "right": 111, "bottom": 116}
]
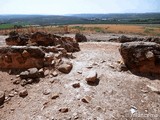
[
  {"left": 27, "top": 79, "right": 33, "bottom": 84},
  {"left": 51, "top": 60, "right": 55, "bottom": 65},
  {"left": 9, "top": 93, "right": 14, "bottom": 97},
  {"left": 13, "top": 79, "right": 21, "bottom": 84},
  {"left": 101, "top": 60, "right": 106, "bottom": 63},
  {"left": 72, "top": 83, "right": 80, "bottom": 88},
  {"left": 96, "top": 106, "right": 103, "bottom": 112},
  {"left": 43, "top": 89, "right": 51, "bottom": 95},
  {"left": 44, "top": 70, "right": 50, "bottom": 76},
  {"left": 58, "top": 62, "right": 73, "bottom": 74},
  {"left": 51, "top": 93, "right": 59, "bottom": 99},
  {"left": 10, "top": 108, "right": 15, "bottom": 111},
  {"left": 77, "top": 71, "right": 82, "bottom": 74},
  {"left": 19, "top": 89, "right": 28, "bottom": 97},
  {"left": 130, "top": 106, "right": 137, "bottom": 114},
  {"left": 38, "top": 68, "right": 44, "bottom": 77},
  {"left": 49, "top": 78, "right": 59, "bottom": 84},
  {"left": 0, "top": 91, "right": 5, "bottom": 105},
  {"left": 51, "top": 71, "right": 58, "bottom": 77},
  {"left": 20, "top": 68, "right": 43, "bottom": 79},
  {"left": 59, "top": 107, "right": 69, "bottom": 113},
  {"left": 28, "top": 68, "right": 40, "bottom": 78},
  {"left": 145, "top": 51, "right": 154, "bottom": 60},
  {"left": 21, "top": 79, "right": 27, "bottom": 86},
  {"left": 19, "top": 71, "right": 29, "bottom": 78},
  {"left": 4, "top": 96, "right": 11, "bottom": 103},
  {"left": 120, "top": 64, "right": 128, "bottom": 71},
  {"left": 16, "top": 75, "right": 20, "bottom": 78},
  {"left": 86, "top": 66, "right": 93, "bottom": 69},
  {"left": 147, "top": 84, "right": 160, "bottom": 94},
  {"left": 81, "top": 96, "right": 92, "bottom": 103},
  {"left": 73, "top": 112, "right": 79, "bottom": 119},
  {"left": 85, "top": 70, "right": 98, "bottom": 82}
]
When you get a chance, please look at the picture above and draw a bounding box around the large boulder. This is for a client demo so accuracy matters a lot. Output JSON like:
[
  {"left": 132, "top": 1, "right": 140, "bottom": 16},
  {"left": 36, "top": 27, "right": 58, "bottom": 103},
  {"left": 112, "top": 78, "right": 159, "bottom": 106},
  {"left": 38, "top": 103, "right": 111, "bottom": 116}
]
[
  {"left": 0, "top": 46, "right": 45, "bottom": 69},
  {"left": 120, "top": 42, "right": 160, "bottom": 74},
  {"left": 75, "top": 33, "right": 87, "bottom": 42}
]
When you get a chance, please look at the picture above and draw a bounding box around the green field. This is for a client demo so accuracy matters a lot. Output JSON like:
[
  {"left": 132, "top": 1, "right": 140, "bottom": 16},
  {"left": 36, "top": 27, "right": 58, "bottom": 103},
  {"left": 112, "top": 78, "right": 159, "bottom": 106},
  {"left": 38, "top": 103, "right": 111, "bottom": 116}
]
[{"left": 0, "top": 24, "right": 15, "bottom": 29}]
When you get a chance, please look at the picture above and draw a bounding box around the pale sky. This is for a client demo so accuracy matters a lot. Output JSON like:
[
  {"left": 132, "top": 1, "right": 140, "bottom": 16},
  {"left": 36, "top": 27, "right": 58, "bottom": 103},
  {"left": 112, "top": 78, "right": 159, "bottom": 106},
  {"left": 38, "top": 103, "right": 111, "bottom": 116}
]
[{"left": 0, "top": 0, "right": 159, "bottom": 15}]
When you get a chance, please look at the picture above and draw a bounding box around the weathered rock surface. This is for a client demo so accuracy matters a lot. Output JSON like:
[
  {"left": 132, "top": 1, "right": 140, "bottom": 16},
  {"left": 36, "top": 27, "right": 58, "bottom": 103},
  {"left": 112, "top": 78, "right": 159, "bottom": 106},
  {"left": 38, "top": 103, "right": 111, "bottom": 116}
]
[
  {"left": 5, "top": 31, "right": 29, "bottom": 46},
  {"left": 0, "top": 91, "right": 5, "bottom": 105},
  {"left": 111, "top": 35, "right": 160, "bottom": 43},
  {"left": 0, "top": 46, "right": 45, "bottom": 69},
  {"left": 75, "top": 33, "right": 87, "bottom": 42},
  {"left": 120, "top": 42, "right": 160, "bottom": 74},
  {"left": 6, "top": 32, "right": 80, "bottom": 52}
]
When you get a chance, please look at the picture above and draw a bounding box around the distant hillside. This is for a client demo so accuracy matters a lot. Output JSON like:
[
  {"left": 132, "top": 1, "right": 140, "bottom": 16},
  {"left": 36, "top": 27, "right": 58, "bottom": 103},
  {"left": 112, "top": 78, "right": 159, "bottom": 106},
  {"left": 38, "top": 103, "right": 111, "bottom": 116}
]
[
  {"left": 0, "top": 15, "right": 86, "bottom": 25},
  {"left": 71, "top": 13, "right": 160, "bottom": 19},
  {"left": 0, "top": 13, "right": 160, "bottom": 29}
]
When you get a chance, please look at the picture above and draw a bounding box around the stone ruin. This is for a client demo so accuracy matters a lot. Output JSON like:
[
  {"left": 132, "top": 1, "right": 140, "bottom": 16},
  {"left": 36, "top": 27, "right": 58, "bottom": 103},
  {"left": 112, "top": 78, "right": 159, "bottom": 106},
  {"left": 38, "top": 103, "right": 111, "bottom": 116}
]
[
  {"left": 0, "top": 31, "right": 80, "bottom": 72},
  {"left": 109, "top": 35, "right": 160, "bottom": 44},
  {"left": 116, "top": 35, "right": 160, "bottom": 75},
  {"left": 120, "top": 42, "right": 160, "bottom": 74}
]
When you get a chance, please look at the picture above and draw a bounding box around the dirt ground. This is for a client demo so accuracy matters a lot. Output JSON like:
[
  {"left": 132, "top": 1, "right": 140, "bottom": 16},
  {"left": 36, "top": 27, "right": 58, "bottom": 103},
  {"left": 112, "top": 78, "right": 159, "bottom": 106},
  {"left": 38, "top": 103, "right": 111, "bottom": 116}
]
[{"left": 0, "top": 34, "right": 160, "bottom": 120}]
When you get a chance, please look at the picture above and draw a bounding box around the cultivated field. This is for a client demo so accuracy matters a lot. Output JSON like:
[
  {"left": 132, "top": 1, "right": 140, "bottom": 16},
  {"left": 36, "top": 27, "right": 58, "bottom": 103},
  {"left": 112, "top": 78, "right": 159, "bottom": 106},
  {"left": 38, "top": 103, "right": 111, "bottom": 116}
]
[{"left": 0, "top": 24, "right": 160, "bottom": 36}]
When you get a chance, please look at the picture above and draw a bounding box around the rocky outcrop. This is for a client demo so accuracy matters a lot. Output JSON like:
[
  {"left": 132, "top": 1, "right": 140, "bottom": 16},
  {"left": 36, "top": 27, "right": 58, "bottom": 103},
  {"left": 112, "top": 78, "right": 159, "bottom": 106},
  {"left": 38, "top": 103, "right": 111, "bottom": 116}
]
[
  {"left": 1, "top": 31, "right": 80, "bottom": 72},
  {"left": 75, "top": 33, "right": 87, "bottom": 42},
  {"left": 120, "top": 42, "right": 160, "bottom": 74},
  {"left": 113, "top": 35, "right": 160, "bottom": 44},
  {"left": 5, "top": 32, "right": 80, "bottom": 52},
  {"left": 0, "top": 46, "right": 45, "bottom": 69},
  {"left": 5, "top": 31, "right": 30, "bottom": 46}
]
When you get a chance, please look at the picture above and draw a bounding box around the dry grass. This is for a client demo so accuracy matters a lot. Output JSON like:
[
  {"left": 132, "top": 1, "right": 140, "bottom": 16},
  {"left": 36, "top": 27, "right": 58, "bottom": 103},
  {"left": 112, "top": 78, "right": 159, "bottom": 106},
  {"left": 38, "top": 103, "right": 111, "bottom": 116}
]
[
  {"left": 69, "top": 24, "right": 160, "bottom": 36},
  {"left": 0, "top": 24, "right": 160, "bottom": 36}
]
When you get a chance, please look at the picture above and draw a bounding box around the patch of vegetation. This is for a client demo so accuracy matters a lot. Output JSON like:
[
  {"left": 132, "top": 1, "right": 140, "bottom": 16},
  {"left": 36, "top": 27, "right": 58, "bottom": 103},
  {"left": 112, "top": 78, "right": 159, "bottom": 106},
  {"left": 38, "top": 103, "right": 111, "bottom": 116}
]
[
  {"left": 71, "top": 26, "right": 86, "bottom": 31},
  {"left": 0, "top": 24, "right": 14, "bottom": 29},
  {"left": 144, "top": 27, "right": 154, "bottom": 33},
  {"left": 0, "top": 23, "right": 27, "bottom": 30},
  {"left": 156, "top": 33, "right": 160, "bottom": 36},
  {"left": 87, "top": 27, "right": 105, "bottom": 33}
]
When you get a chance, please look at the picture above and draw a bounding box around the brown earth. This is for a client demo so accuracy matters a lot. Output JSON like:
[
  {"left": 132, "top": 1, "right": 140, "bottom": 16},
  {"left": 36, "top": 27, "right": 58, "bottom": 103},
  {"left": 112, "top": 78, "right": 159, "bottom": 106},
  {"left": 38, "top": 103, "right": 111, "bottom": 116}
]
[{"left": 0, "top": 34, "right": 160, "bottom": 120}]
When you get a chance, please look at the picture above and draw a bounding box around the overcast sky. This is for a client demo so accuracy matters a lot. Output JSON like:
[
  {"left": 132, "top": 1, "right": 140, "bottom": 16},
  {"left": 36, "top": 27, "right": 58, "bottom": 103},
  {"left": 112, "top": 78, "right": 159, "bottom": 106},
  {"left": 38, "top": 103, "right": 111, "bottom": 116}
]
[{"left": 0, "top": 0, "right": 160, "bottom": 15}]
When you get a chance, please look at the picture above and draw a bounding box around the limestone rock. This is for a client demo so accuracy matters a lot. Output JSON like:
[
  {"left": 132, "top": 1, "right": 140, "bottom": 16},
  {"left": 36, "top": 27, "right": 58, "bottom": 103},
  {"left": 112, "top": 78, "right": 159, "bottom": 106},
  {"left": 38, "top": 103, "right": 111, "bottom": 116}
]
[
  {"left": 0, "top": 46, "right": 45, "bottom": 69},
  {"left": 58, "top": 62, "right": 73, "bottom": 74},
  {"left": 19, "top": 89, "right": 28, "bottom": 97},
  {"left": 85, "top": 70, "right": 98, "bottom": 82},
  {"left": 120, "top": 42, "right": 160, "bottom": 74}
]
